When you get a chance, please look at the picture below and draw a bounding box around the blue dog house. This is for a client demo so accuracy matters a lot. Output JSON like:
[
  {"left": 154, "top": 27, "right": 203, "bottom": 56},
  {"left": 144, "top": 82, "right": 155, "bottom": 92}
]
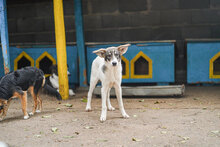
[
  {"left": 187, "top": 39, "right": 220, "bottom": 84},
  {"left": 86, "top": 41, "right": 175, "bottom": 85},
  {"left": 0, "top": 45, "right": 78, "bottom": 87}
]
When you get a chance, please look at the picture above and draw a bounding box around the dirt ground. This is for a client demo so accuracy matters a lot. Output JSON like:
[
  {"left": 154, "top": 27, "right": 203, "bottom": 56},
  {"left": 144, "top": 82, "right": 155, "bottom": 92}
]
[{"left": 1, "top": 86, "right": 220, "bottom": 147}]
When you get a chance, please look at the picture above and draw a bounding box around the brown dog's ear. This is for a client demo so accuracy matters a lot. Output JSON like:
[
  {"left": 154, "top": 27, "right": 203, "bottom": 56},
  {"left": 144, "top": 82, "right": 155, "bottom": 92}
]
[
  {"left": 118, "top": 44, "right": 130, "bottom": 55},
  {"left": 93, "top": 49, "right": 106, "bottom": 58}
]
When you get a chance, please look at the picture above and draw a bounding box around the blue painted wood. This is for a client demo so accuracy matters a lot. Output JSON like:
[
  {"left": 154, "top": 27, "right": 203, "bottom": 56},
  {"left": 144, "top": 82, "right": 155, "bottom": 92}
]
[
  {"left": 0, "top": 0, "right": 11, "bottom": 73},
  {"left": 0, "top": 48, "right": 5, "bottom": 77},
  {"left": 0, "top": 46, "right": 78, "bottom": 86},
  {"left": 187, "top": 41, "right": 220, "bottom": 84},
  {"left": 74, "top": 0, "right": 87, "bottom": 87},
  {"left": 157, "top": 82, "right": 169, "bottom": 86},
  {"left": 86, "top": 42, "right": 175, "bottom": 84}
]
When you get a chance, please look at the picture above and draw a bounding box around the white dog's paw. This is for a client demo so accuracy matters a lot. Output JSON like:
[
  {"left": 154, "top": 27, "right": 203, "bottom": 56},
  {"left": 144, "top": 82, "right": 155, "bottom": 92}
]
[
  {"left": 24, "top": 115, "right": 29, "bottom": 120},
  {"left": 69, "top": 89, "right": 75, "bottom": 96},
  {"left": 108, "top": 106, "right": 115, "bottom": 111},
  {"left": 85, "top": 106, "right": 92, "bottom": 112},
  {"left": 122, "top": 113, "right": 130, "bottom": 119},
  {"left": 100, "top": 115, "right": 106, "bottom": 122},
  {"left": 36, "top": 110, "right": 41, "bottom": 113},
  {"left": 0, "top": 117, "right": 4, "bottom": 121},
  {"left": 29, "top": 112, "right": 34, "bottom": 116}
]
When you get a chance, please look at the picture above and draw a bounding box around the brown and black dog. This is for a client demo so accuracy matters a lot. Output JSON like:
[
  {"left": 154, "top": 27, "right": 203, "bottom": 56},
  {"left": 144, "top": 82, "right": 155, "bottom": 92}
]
[{"left": 0, "top": 66, "right": 62, "bottom": 121}]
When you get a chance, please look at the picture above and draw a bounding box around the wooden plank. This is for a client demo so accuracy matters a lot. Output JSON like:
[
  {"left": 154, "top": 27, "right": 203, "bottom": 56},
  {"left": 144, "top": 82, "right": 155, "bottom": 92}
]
[
  {"left": 53, "top": 0, "right": 69, "bottom": 99},
  {"left": 0, "top": 0, "right": 11, "bottom": 74},
  {"left": 93, "top": 85, "right": 185, "bottom": 97},
  {"left": 74, "top": 0, "right": 87, "bottom": 87},
  {"left": 7, "top": 40, "right": 176, "bottom": 46},
  {"left": 186, "top": 38, "right": 220, "bottom": 42},
  {"left": 85, "top": 40, "right": 176, "bottom": 46}
]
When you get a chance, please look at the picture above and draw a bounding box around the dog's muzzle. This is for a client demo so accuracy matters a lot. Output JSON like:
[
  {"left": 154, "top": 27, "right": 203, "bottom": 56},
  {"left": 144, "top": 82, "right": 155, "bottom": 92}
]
[{"left": 112, "top": 62, "right": 117, "bottom": 66}]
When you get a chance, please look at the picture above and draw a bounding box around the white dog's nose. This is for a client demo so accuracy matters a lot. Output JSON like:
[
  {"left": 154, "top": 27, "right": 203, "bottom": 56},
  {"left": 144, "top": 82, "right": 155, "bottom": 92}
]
[{"left": 112, "top": 62, "right": 117, "bottom": 66}]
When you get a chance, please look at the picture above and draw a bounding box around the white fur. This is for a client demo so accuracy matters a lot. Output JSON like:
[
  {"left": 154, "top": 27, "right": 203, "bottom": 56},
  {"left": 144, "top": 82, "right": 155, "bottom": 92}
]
[
  {"left": 86, "top": 44, "right": 130, "bottom": 122},
  {"left": 36, "top": 110, "right": 41, "bottom": 113},
  {"left": 50, "top": 73, "right": 75, "bottom": 96},
  {"left": 29, "top": 112, "right": 34, "bottom": 116},
  {"left": 24, "top": 115, "right": 29, "bottom": 120},
  {"left": 50, "top": 74, "right": 59, "bottom": 89}
]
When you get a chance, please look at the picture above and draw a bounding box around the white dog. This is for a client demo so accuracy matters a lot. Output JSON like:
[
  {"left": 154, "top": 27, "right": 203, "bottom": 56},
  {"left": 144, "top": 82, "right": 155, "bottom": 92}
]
[{"left": 86, "top": 44, "right": 130, "bottom": 122}]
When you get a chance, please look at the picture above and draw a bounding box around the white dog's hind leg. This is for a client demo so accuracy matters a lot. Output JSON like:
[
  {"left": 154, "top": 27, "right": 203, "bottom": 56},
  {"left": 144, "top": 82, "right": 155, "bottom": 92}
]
[
  {"left": 100, "top": 86, "right": 108, "bottom": 122},
  {"left": 86, "top": 78, "right": 98, "bottom": 111},
  {"left": 107, "top": 88, "right": 115, "bottom": 111},
  {"left": 114, "top": 84, "right": 129, "bottom": 118}
]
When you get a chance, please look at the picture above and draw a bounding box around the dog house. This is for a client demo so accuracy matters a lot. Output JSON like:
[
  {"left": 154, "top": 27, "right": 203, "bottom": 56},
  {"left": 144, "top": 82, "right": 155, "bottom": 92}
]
[
  {"left": 187, "top": 39, "right": 220, "bottom": 84},
  {"left": 36, "top": 52, "right": 56, "bottom": 77},
  {"left": 14, "top": 51, "right": 34, "bottom": 70},
  {"left": 130, "top": 51, "right": 152, "bottom": 79},
  {"left": 0, "top": 46, "right": 78, "bottom": 87},
  {"left": 86, "top": 41, "right": 175, "bottom": 85}
]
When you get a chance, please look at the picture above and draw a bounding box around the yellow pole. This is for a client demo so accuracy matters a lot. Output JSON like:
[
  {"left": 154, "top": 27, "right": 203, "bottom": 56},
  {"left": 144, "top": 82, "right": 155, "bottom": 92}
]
[{"left": 53, "top": 0, "right": 69, "bottom": 99}]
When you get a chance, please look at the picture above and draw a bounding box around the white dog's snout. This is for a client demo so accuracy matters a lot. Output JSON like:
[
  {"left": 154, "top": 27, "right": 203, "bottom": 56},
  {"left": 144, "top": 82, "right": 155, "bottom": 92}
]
[{"left": 112, "top": 62, "right": 117, "bottom": 66}]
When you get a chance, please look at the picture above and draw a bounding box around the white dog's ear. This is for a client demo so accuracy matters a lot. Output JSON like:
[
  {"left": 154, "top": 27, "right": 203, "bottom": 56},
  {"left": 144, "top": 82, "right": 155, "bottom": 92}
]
[
  {"left": 93, "top": 48, "right": 106, "bottom": 58},
  {"left": 118, "top": 44, "right": 130, "bottom": 55}
]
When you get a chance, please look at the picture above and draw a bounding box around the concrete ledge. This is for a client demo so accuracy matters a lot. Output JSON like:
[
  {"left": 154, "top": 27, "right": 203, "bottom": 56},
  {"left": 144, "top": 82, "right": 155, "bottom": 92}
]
[{"left": 93, "top": 85, "right": 185, "bottom": 97}]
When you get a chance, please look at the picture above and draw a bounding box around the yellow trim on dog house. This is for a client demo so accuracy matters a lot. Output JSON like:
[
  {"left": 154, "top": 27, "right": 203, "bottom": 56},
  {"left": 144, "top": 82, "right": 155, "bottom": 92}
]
[
  {"left": 36, "top": 52, "right": 56, "bottom": 77},
  {"left": 14, "top": 51, "right": 34, "bottom": 71},
  {"left": 121, "top": 56, "right": 129, "bottom": 79},
  {"left": 131, "top": 51, "right": 152, "bottom": 79},
  {"left": 210, "top": 52, "right": 220, "bottom": 78}
]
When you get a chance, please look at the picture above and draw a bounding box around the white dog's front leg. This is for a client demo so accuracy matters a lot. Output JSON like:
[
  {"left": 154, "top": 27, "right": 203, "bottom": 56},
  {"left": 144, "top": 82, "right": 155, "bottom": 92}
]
[
  {"left": 100, "top": 86, "right": 108, "bottom": 122},
  {"left": 107, "top": 88, "right": 115, "bottom": 111},
  {"left": 114, "top": 84, "right": 129, "bottom": 118}
]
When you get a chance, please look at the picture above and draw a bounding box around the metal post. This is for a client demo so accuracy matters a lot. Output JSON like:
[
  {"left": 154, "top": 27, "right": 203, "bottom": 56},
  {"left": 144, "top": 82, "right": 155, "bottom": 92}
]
[
  {"left": 53, "top": 0, "right": 69, "bottom": 99},
  {"left": 0, "top": 0, "right": 10, "bottom": 74},
  {"left": 74, "top": 0, "right": 87, "bottom": 87}
]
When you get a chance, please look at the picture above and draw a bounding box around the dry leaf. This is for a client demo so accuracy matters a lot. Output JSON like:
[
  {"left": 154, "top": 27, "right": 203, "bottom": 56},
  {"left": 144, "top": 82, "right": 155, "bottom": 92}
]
[
  {"left": 133, "top": 115, "right": 137, "bottom": 118},
  {"left": 84, "top": 126, "right": 94, "bottom": 129},
  {"left": 34, "top": 135, "right": 41, "bottom": 138},
  {"left": 63, "top": 136, "right": 75, "bottom": 138},
  {"left": 42, "top": 115, "right": 51, "bottom": 118},
  {"left": 81, "top": 98, "right": 87, "bottom": 102},
  {"left": 75, "top": 132, "right": 80, "bottom": 135},
  {"left": 64, "top": 103, "right": 73, "bottom": 107},
  {"left": 211, "top": 130, "right": 220, "bottom": 134},
  {"left": 51, "top": 127, "right": 58, "bottom": 133},
  {"left": 132, "top": 137, "right": 141, "bottom": 142},
  {"left": 96, "top": 139, "right": 108, "bottom": 142}
]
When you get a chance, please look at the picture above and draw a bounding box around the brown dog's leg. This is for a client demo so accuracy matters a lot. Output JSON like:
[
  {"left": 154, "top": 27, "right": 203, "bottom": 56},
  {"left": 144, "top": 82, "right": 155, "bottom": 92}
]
[
  {"left": 36, "top": 96, "right": 42, "bottom": 113},
  {"left": 0, "top": 100, "right": 11, "bottom": 121},
  {"left": 29, "top": 86, "right": 38, "bottom": 115},
  {"left": 20, "top": 91, "right": 29, "bottom": 119}
]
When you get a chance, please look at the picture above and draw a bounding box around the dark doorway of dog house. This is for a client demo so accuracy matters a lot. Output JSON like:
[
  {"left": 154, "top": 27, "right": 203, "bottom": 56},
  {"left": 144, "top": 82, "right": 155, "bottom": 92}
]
[
  {"left": 213, "top": 57, "right": 220, "bottom": 75},
  {"left": 17, "top": 56, "right": 31, "bottom": 69},
  {"left": 39, "top": 56, "right": 53, "bottom": 75},
  {"left": 122, "top": 60, "right": 126, "bottom": 76},
  {"left": 134, "top": 56, "right": 149, "bottom": 75}
]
